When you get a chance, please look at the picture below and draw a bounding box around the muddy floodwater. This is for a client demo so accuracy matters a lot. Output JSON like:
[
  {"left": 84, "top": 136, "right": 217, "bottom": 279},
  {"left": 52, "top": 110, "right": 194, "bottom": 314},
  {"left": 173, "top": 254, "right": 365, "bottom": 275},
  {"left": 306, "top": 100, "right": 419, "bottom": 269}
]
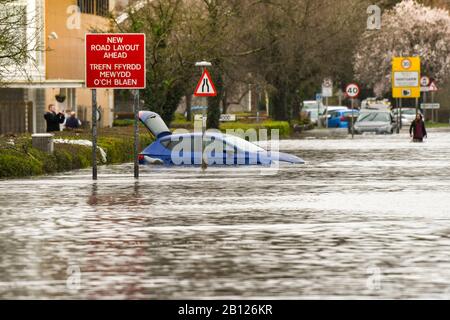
[{"left": 1, "top": 131, "right": 450, "bottom": 299}]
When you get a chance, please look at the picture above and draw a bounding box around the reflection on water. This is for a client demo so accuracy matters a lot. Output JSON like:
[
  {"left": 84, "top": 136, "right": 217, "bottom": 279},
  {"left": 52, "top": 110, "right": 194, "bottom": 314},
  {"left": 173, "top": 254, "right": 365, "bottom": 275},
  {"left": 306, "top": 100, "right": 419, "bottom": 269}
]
[{"left": 1, "top": 132, "right": 450, "bottom": 299}]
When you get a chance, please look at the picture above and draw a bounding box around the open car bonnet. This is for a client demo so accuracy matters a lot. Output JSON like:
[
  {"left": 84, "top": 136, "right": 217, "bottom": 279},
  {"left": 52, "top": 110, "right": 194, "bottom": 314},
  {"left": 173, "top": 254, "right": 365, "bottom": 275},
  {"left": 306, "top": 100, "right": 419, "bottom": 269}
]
[{"left": 139, "top": 111, "right": 171, "bottom": 139}]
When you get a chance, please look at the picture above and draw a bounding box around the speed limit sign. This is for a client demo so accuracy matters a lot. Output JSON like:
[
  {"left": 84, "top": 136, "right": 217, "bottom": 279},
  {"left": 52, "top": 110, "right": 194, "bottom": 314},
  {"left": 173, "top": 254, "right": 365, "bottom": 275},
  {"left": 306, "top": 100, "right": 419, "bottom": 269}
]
[{"left": 345, "top": 83, "right": 360, "bottom": 98}]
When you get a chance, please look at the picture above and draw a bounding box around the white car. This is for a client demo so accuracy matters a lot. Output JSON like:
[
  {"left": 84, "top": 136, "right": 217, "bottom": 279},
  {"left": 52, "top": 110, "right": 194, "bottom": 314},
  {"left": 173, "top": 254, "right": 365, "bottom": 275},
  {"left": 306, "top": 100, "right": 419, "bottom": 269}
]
[
  {"left": 303, "top": 100, "right": 325, "bottom": 124},
  {"left": 392, "top": 108, "right": 424, "bottom": 127}
]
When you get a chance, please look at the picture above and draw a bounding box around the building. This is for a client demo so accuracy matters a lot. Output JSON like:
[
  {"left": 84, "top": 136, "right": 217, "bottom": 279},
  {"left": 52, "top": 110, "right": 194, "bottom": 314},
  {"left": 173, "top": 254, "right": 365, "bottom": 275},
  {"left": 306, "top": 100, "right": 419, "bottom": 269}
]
[{"left": 0, "top": 0, "right": 118, "bottom": 134}]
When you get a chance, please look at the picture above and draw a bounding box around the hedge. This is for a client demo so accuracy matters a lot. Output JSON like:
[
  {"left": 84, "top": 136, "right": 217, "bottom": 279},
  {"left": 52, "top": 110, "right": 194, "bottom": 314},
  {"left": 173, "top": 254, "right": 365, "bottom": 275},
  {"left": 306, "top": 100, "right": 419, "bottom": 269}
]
[
  {"left": 0, "top": 133, "right": 154, "bottom": 179},
  {"left": 220, "top": 121, "right": 292, "bottom": 138}
]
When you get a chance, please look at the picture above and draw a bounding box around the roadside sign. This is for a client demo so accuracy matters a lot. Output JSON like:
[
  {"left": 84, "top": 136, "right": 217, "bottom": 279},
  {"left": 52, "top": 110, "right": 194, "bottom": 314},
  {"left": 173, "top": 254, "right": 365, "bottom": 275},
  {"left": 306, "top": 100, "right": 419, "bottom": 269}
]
[
  {"left": 194, "top": 69, "right": 217, "bottom": 97},
  {"left": 420, "top": 76, "right": 430, "bottom": 92},
  {"left": 420, "top": 76, "right": 430, "bottom": 87},
  {"left": 219, "top": 114, "right": 237, "bottom": 122},
  {"left": 428, "top": 81, "right": 438, "bottom": 92},
  {"left": 322, "top": 78, "right": 333, "bottom": 97},
  {"left": 421, "top": 103, "right": 440, "bottom": 110},
  {"left": 85, "top": 33, "right": 146, "bottom": 89},
  {"left": 392, "top": 57, "right": 420, "bottom": 98},
  {"left": 315, "top": 93, "right": 322, "bottom": 101},
  {"left": 345, "top": 83, "right": 360, "bottom": 98}
]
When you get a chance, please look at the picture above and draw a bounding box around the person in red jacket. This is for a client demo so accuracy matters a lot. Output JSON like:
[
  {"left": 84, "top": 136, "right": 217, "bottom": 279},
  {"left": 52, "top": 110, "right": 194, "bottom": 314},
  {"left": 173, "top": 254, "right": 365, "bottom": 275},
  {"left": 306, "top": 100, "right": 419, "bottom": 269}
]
[{"left": 409, "top": 114, "right": 427, "bottom": 142}]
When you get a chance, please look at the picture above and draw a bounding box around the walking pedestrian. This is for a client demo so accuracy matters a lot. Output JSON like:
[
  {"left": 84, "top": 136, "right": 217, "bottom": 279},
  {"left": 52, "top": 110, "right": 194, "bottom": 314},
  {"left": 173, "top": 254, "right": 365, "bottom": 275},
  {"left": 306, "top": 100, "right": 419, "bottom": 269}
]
[{"left": 409, "top": 114, "right": 427, "bottom": 143}]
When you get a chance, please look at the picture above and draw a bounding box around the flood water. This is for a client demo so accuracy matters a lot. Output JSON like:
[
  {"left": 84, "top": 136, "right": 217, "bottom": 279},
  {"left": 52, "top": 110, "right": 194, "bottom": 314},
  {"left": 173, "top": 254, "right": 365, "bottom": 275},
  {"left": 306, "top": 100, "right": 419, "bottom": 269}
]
[{"left": 1, "top": 130, "right": 450, "bottom": 299}]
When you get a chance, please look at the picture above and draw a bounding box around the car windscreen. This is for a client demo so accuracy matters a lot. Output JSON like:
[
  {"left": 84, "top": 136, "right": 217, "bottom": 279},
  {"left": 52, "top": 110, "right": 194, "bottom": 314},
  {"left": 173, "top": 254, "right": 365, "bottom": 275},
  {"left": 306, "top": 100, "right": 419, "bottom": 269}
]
[
  {"left": 343, "top": 111, "right": 358, "bottom": 117},
  {"left": 357, "top": 112, "right": 390, "bottom": 122},
  {"left": 223, "top": 134, "right": 265, "bottom": 152},
  {"left": 401, "top": 109, "right": 417, "bottom": 115}
]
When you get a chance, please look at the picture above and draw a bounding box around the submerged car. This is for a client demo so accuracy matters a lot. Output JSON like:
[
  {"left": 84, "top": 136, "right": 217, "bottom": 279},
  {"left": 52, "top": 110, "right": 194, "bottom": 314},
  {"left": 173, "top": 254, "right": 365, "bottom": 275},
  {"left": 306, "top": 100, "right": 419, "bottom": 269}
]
[
  {"left": 354, "top": 110, "right": 397, "bottom": 135},
  {"left": 138, "top": 111, "right": 305, "bottom": 166}
]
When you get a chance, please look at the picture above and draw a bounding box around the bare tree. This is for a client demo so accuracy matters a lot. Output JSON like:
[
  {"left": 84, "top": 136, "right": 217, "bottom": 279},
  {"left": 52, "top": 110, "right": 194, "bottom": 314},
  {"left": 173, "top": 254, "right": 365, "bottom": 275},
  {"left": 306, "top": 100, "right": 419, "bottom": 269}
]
[{"left": 0, "top": 0, "right": 43, "bottom": 84}]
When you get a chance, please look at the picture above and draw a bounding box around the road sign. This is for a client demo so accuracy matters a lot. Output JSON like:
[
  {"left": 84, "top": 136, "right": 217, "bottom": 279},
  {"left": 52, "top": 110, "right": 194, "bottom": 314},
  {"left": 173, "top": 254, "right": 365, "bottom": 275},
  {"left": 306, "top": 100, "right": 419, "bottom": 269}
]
[
  {"left": 315, "top": 93, "right": 322, "bottom": 101},
  {"left": 392, "top": 57, "right": 420, "bottom": 98},
  {"left": 428, "top": 81, "right": 438, "bottom": 92},
  {"left": 194, "top": 69, "right": 217, "bottom": 97},
  {"left": 420, "top": 76, "right": 430, "bottom": 87},
  {"left": 219, "top": 114, "right": 237, "bottom": 122},
  {"left": 421, "top": 103, "right": 440, "bottom": 110},
  {"left": 345, "top": 83, "right": 360, "bottom": 98},
  {"left": 322, "top": 78, "right": 333, "bottom": 97},
  {"left": 85, "top": 33, "right": 146, "bottom": 89}
]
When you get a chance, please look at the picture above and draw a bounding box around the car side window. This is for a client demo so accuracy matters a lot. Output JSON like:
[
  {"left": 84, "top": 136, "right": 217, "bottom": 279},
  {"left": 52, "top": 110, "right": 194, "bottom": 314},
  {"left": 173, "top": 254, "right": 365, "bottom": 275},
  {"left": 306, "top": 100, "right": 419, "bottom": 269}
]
[{"left": 161, "top": 139, "right": 181, "bottom": 150}]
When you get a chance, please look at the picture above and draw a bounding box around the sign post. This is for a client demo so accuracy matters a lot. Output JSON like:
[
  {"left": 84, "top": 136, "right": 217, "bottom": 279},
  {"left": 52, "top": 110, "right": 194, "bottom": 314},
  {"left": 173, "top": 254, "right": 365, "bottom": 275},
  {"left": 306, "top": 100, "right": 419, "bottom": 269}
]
[
  {"left": 322, "top": 78, "right": 333, "bottom": 129},
  {"left": 345, "top": 83, "right": 360, "bottom": 139},
  {"left": 392, "top": 57, "right": 421, "bottom": 133},
  {"left": 133, "top": 90, "right": 140, "bottom": 179},
  {"left": 315, "top": 93, "right": 322, "bottom": 128},
  {"left": 91, "top": 89, "right": 98, "bottom": 180},
  {"left": 194, "top": 65, "right": 216, "bottom": 170},
  {"left": 86, "top": 33, "right": 146, "bottom": 180}
]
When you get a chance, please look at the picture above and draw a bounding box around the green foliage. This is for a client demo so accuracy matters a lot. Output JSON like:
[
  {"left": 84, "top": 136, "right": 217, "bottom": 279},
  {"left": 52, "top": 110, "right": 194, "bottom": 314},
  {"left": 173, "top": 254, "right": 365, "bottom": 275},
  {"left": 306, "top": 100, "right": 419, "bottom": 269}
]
[
  {"left": 0, "top": 150, "right": 43, "bottom": 178},
  {"left": 221, "top": 121, "right": 291, "bottom": 138},
  {"left": 113, "top": 119, "right": 135, "bottom": 127},
  {"left": 0, "top": 133, "right": 154, "bottom": 179}
]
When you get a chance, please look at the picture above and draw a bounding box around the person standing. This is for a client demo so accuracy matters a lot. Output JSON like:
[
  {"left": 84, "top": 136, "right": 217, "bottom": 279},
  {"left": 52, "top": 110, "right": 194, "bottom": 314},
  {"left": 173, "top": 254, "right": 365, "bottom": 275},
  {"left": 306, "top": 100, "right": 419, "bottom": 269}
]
[
  {"left": 409, "top": 114, "right": 427, "bottom": 142},
  {"left": 65, "top": 112, "right": 82, "bottom": 130},
  {"left": 44, "top": 104, "right": 65, "bottom": 133}
]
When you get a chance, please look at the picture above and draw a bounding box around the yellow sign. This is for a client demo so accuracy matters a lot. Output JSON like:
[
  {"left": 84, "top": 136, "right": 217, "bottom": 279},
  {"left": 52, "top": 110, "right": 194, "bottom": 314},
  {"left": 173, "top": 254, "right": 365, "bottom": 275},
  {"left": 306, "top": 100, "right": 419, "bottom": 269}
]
[{"left": 392, "top": 57, "right": 421, "bottom": 98}]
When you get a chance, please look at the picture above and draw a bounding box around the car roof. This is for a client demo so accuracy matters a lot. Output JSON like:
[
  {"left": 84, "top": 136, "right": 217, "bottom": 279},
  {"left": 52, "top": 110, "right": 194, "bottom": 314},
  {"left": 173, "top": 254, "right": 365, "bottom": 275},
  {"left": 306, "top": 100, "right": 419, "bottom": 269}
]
[
  {"left": 360, "top": 110, "right": 391, "bottom": 113},
  {"left": 160, "top": 132, "right": 225, "bottom": 141}
]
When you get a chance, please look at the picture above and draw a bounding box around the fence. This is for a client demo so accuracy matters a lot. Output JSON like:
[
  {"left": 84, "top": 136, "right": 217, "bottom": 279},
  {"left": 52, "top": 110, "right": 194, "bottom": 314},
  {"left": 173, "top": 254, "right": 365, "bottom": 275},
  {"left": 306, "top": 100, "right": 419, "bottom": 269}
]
[{"left": 0, "top": 102, "right": 33, "bottom": 135}]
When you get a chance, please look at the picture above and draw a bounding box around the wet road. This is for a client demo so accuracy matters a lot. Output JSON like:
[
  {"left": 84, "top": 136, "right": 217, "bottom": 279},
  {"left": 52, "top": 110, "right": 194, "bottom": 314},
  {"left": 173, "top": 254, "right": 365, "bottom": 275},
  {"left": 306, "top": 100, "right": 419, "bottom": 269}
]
[{"left": 1, "top": 131, "right": 450, "bottom": 299}]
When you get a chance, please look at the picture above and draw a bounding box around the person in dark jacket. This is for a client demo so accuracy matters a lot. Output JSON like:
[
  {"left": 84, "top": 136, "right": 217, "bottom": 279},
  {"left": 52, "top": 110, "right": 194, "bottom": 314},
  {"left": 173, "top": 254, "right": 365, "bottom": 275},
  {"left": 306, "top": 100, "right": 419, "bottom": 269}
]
[
  {"left": 44, "top": 104, "right": 65, "bottom": 132},
  {"left": 65, "top": 112, "right": 81, "bottom": 130},
  {"left": 409, "top": 114, "right": 427, "bottom": 142}
]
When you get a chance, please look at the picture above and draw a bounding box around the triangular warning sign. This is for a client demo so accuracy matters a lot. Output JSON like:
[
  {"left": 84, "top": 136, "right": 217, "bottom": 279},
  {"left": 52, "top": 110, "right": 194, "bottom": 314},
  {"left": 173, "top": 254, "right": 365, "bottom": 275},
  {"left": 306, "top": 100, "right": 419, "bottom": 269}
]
[
  {"left": 194, "top": 69, "right": 217, "bottom": 97},
  {"left": 429, "top": 81, "right": 438, "bottom": 92}
]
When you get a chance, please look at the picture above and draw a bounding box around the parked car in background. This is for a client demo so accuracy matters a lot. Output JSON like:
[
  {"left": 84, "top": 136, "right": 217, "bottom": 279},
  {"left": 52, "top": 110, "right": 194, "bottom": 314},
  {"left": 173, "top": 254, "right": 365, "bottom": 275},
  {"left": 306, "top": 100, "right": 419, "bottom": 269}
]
[
  {"left": 391, "top": 108, "right": 424, "bottom": 127},
  {"left": 321, "top": 106, "right": 348, "bottom": 126},
  {"left": 327, "top": 109, "right": 360, "bottom": 128},
  {"left": 302, "top": 100, "right": 325, "bottom": 124},
  {"left": 354, "top": 110, "right": 397, "bottom": 134}
]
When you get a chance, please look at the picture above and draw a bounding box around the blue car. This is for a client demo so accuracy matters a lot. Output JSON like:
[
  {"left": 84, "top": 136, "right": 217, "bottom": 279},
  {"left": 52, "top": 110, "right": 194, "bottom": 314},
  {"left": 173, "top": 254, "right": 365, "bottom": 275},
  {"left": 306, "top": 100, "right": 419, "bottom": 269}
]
[
  {"left": 138, "top": 111, "right": 305, "bottom": 166},
  {"left": 327, "top": 109, "right": 360, "bottom": 128}
]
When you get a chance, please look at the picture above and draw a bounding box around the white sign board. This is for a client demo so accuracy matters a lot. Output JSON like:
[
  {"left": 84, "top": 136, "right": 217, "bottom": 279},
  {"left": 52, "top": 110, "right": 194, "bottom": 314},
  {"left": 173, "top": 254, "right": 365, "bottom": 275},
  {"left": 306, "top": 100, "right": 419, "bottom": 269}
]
[
  {"left": 393, "top": 72, "right": 419, "bottom": 87},
  {"left": 219, "top": 114, "right": 237, "bottom": 122},
  {"left": 421, "top": 103, "right": 440, "bottom": 110},
  {"left": 322, "top": 86, "right": 333, "bottom": 97},
  {"left": 322, "top": 78, "right": 333, "bottom": 97}
]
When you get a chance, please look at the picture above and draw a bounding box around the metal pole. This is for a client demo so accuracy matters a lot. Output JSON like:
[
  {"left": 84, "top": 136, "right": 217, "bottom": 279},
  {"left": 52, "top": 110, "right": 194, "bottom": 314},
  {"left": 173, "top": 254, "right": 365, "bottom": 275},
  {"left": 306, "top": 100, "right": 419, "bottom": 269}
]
[
  {"left": 91, "top": 89, "right": 98, "bottom": 180},
  {"left": 325, "top": 96, "right": 329, "bottom": 128},
  {"left": 351, "top": 98, "right": 354, "bottom": 139},
  {"left": 397, "top": 98, "right": 401, "bottom": 134},
  {"left": 133, "top": 90, "right": 140, "bottom": 179},
  {"left": 317, "top": 99, "right": 321, "bottom": 128},
  {"left": 202, "top": 67, "right": 207, "bottom": 170},
  {"left": 423, "top": 91, "right": 427, "bottom": 121}
]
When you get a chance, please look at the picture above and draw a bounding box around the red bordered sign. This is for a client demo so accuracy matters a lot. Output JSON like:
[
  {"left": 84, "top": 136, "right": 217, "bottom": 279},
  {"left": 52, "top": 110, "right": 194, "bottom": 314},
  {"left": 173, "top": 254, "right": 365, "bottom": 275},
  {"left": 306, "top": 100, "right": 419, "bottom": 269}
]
[
  {"left": 85, "top": 33, "right": 146, "bottom": 89},
  {"left": 194, "top": 69, "right": 217, "bottom": 97},
  {"left": 345, "top": 83, "right": 360, "bottom": 98}
]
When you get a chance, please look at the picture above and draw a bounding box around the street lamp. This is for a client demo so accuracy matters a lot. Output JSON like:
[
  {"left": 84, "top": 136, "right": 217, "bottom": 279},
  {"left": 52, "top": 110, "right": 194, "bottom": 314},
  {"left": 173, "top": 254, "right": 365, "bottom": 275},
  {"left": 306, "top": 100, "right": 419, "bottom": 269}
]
[{"left": 195, "top": 61, "right": 212, "bottom": 68}]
